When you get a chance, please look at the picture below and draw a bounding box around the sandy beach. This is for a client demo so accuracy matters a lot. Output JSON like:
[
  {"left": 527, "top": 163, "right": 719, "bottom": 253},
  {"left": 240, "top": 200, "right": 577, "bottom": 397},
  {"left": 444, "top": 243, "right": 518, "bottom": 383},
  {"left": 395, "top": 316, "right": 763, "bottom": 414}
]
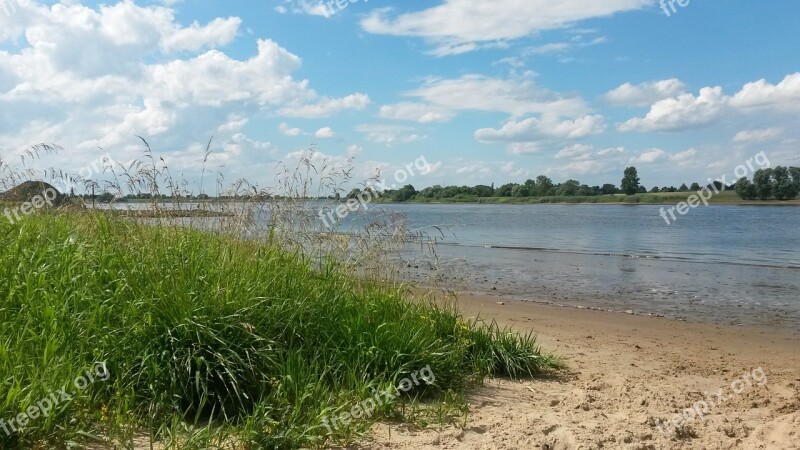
[{"left": 360, "top": 294, "right": 800, "bottom": 449}]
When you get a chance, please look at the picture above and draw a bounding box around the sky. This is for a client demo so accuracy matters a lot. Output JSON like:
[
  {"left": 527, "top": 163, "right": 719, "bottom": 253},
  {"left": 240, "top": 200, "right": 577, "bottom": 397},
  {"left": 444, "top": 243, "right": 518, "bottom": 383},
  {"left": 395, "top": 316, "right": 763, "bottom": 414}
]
[{"left": 0, "top": 0, "right": 799, "bottom": 193}]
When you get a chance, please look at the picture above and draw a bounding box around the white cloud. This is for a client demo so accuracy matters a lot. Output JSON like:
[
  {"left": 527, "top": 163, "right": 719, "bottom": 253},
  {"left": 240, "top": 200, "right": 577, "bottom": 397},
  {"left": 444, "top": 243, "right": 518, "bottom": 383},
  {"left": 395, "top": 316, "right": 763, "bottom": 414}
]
[
  {"left": 405, "top": 74, "right": 589, "bottom": 118},
  {"left": 0, "top": 1, "right": 367, "bottom": 186},
  {"left": 618, "top": 87, "right": 726, "bottom": 132},
  {"left": 278, "top": 93, "right": 370, "bottom": 118},
  {"left": 361, "top": 0, "right": 650, "bottom": 56},
  {"left": 605, "top": 79, "right": 686, "bottom": 107},
  {"left": 507, "top": 142, "right": 542, "bottom": 155},
  {"left": 555, "top": 143, "right": 594, "bottom": 159},
  {"left": 276, "top": 1, "right": 334, "bottom": 18},
  {"left": 379, "top": 102, "right": 456, "bottom": 123},
  {"left": 355, "top": 124, "right": 425, "bottom": 146},
  {"left": 618, "top": 73, "right": 800, "bottom": 132},
  {"left": 475, "top": 114, "right": 605, "bottom": 142},
  {"left": 314, "top": 127, "right": 334, "bottom": 138},
  {"left": 279, "top": 123, "right": 302, "bottom": 136},
  {"left": 733, "top": 127, "right": 783, "bottom": 143},
  {"left": 346, "top": 144, "right": 363, "bottom": 156},
  {"left": 730, "top": 73, "right": 800, "bottom": 112}
]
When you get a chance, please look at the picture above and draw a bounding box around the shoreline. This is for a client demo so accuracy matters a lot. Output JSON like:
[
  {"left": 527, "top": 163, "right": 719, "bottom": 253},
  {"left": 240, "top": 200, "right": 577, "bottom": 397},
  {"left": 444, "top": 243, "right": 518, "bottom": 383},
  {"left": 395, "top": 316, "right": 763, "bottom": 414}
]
[
  {"left": 372, "top": 199, "right": 800, "bottom": 206},
  {"left": 363, "top": 293, "right": 800, "bottom": 449}
]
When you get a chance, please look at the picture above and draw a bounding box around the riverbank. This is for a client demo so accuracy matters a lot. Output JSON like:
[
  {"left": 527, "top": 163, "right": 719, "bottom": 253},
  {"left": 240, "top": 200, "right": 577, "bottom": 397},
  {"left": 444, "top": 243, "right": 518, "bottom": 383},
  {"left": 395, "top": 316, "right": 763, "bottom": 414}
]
[
  {"left": 361, "top": 294, "right": 800, "bottom": 449},
  {"left": 372, "top": 191, "right": 800, "bottom": 206}
]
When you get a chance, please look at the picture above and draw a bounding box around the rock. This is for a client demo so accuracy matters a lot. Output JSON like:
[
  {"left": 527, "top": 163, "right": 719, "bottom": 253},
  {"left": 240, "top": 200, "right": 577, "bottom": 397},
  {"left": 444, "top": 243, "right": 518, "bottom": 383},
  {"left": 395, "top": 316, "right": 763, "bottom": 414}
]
[
  {"left": 625, "top": 310, "right": 634, "bottom": 315},
  {"left": 497, "top": 301, "right": 505, "bottom": 305}
]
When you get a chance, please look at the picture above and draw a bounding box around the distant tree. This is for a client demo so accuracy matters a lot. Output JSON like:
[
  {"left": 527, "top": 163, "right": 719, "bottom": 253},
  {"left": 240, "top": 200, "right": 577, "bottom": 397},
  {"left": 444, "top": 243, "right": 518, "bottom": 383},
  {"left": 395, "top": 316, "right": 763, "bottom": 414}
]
[
  {"left": 709, "top": 181, "right": 725, "bottom": 192},
  {"left": 772, "top": 166, "right": 798, "bottom": 200},
  {"left": 650, "top": 186, "right": 660, "bottom": 193},
  {"left": 637, "top": 186, "right": 647, "bottom": 194},
  {"left": 534, "top": 175, "right": 554, "bottom": 197},
  {"left": 472, "top": 185, "right": 494, "bottom": 197},
  {"left": 735, "top": 177, "right": 757, "bottom": 200},
  {"left": 678, "top": 183, "right": 689, "bottom": 192},
  {"left": 418, "top": 185, "right": 443, "bottom": 199},
  {"left": 621, "top": 167, "right": 640, "bottom": 195},
  {"left": 496, "top": 183, "right": 516, "bottom": 197},
  {"left": 346, "top": 188, "right": 362, "bottom": 199},
  {"left": 753, "top": 168, "right": 773, "bottom": 200},
  {"left": 789, "top": 167, "right": 800, "bottom": 193},
  {"left": 523, "top": 179, "right": 536, "bottom": 193},
  {"left": 558, "top": 179, "right": 580, "bottom": 196},
  {"left": 511, "top": 184, "right": 530, "bottom": 197},
  {"left": 690, "top": 182, "right": 701, "bottom": 191},
  {"left": 395, "top": 184, "right": 417, "bottom": 202},
  {"left": 576, "top": 184, "right": 592, "bottom": 196},
  {"left": 600, "top": 183, "right": 618, "bottom": 195},
  {"left": 98, "top": 192, "right": 115, "bottom": 203}
]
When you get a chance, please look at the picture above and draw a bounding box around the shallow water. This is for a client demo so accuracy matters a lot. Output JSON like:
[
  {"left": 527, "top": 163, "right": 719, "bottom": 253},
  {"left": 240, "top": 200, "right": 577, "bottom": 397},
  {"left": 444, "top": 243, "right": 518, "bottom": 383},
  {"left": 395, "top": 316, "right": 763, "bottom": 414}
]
[{"left": 372, "top": 203, "right": 800, "bottom": 331}]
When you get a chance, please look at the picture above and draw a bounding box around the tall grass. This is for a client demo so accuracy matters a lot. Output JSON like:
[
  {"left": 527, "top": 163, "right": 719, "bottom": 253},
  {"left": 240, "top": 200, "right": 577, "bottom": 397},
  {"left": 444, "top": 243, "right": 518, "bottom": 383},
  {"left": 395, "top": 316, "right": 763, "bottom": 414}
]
[{"left": 0, "top": 144, "right": 561, "bottom": 449}]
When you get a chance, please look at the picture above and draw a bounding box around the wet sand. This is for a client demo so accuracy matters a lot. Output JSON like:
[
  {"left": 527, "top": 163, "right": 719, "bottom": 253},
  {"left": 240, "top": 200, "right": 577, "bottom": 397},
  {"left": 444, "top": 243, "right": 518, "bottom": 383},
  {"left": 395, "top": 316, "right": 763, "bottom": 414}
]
[
  {"left": 360, "top": 294, "right": 800, "bottom": 449},
  {"left": 398, "top": 245, "right": 800, "bottom": 331}
]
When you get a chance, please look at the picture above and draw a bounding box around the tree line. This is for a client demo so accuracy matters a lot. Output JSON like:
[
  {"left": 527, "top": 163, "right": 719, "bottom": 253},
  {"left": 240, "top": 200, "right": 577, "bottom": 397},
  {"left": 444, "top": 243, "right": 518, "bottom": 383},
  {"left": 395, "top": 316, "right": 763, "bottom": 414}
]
[
  {"left": 734, "top": 167, "right": 800, "bottom": 200},
  {"left": 363, "top": 166, "right": 800, "bottom": 203}
]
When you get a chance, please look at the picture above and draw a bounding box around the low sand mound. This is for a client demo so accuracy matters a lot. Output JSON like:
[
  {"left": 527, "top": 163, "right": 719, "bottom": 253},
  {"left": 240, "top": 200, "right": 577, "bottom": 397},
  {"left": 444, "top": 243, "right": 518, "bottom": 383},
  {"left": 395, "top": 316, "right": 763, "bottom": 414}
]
[{"left": 0, "top": 180, "right": 69, "bottom": 206}]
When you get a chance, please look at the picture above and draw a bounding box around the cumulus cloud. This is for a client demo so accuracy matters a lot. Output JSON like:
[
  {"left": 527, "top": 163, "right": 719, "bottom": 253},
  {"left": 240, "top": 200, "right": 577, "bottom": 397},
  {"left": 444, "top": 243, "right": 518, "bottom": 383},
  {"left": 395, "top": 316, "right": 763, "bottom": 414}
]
[
  {"left": 314, "top": 127, "right": 334, "bottom": 138},
  {"left": 275, "top": 0, "right": 334, "bottom": 18},
  {"left": 733, "top": 127, "right": 783, "bottom": 143},
  {"left": 605, "top": 79, "right": 686, "bottom": 107},
  {"left": 355, "top": 124, "right": 425, "bottom": 146},
  {"left": 279, "top": 123, "right": 302, "bottom": 137},
  {"left": 618, "top": 87, "right": 727, "bottom": 132},
  {"left": 618, "top": 73, "right": 800, "bottom": 132},
  {"left": 404, "top": 74, "right": 589, "bottom": 118},
  {"left": 475, "top": 114, "right": 605, "bottom": 143},
  {"left": 361, "top": 0, "right": 650, "bottom": 56},
  {"left": 729, "top": 73, "right": 800, "bottom": 111},
  {"left": 0, "top": 0, "right": 368, "bottom": 182},
  {"left": 379, "top": 102, "right": 456, "bottom": 123},
  {"left": 278, "top": 93, "right": 370, "bottom": 118}
]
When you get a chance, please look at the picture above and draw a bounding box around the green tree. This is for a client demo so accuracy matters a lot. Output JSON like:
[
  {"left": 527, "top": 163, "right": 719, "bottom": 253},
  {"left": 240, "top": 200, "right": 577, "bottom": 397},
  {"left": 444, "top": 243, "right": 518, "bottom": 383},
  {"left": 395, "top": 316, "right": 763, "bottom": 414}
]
[
  {"left": 600, "top": 184, "right": 618, "bottom": 195},
  {"left": 753, "top": 168, "right": 773, "bottom": 200},
  {"left": 621, "top": 167, "right": 640, "bottom": 195},
  {"left": 496, "top": 183, "right": 517, "bottom": 197},
  {"left": 472, "top": 185, "right": 494, "bottom": 197},
  {"left": 678, "top": 183, "right": 689, "bottom": 192},
  {"left": 534, "top": 175, "right": 554, "bottom": 197},
  {"left": 558, "top": 179, "right": 580, "bottom": 196},
  {"left": 394, "top": 184, "right": 417, "bottom": 202},
  {"left": 690, "top": 182, "right": 701, "bottom": 191},
  {"left": 734, "top": 177, "right": 757, "bottom": 200},
  {"left": 772, "top": 166, "right": 798, "bottom": 200},
  {"left": 511, "top": 184, "right": 530, "bottom": 197}
]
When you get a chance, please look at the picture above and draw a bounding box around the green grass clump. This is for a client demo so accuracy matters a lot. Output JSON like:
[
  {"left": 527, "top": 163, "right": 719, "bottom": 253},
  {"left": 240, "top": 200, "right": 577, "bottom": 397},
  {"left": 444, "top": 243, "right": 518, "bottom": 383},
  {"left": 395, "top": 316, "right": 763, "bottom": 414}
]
[{"left": 0, "top": 212, "right": 560, "bottom": 449}]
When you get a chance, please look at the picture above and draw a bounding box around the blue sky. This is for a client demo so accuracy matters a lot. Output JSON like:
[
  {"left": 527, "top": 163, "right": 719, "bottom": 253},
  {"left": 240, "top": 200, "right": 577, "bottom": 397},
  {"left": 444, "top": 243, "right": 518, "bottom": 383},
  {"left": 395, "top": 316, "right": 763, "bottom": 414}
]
[{"left": 1, "top": 0, "right": 799, "bottom": 193}]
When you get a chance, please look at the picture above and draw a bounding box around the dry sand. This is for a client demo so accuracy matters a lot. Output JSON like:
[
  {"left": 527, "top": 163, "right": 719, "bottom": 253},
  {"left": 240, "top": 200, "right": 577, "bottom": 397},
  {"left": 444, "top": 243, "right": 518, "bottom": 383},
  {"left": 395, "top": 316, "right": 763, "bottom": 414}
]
[{"left": 358, "top": 294, "right": 800, "bottom": 449}]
